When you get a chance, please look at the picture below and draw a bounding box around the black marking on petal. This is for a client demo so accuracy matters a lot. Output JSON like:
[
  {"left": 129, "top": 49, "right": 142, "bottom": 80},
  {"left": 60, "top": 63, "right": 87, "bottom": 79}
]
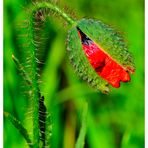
[{"left": 76, "top": 27, "right": 93, "bottom": 45}]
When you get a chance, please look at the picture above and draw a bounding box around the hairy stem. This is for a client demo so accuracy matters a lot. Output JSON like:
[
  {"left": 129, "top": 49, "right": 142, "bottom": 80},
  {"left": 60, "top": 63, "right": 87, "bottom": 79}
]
[
  {"left": 28, "top": 11, "right": 40, "bottom": 148},
  {"left": 32, "top": 2, "right": 76, "bottom": 26},
  {"left": 27, "top": 2, "right": 76, "bottom": 147},
  {"left": 30, "top": 29, "right": 40, "bottom": 148}
]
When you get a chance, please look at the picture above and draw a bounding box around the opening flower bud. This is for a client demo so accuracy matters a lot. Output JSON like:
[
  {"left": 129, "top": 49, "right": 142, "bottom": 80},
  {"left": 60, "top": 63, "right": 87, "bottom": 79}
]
[{"left": 67, "top": 19, "right": 135, "bottom": 93}]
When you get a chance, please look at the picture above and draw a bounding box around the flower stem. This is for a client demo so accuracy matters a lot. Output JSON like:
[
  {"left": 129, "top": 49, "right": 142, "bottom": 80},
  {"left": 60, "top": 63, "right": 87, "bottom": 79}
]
[
  {"left": 27, "top": 2, "right": 77, "bottom": 147},
  {"left": 33, "top": 2, "right": 76, "bottom": 26}
]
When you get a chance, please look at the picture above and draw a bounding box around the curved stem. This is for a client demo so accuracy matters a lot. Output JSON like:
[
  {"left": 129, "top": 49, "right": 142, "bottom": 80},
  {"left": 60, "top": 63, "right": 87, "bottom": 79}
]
[
  {"left": 26, "top": 2, "right": 77, "bottom": 147},
  {"left": 33, "top": 2, "right": 76, "bottom": 26}
]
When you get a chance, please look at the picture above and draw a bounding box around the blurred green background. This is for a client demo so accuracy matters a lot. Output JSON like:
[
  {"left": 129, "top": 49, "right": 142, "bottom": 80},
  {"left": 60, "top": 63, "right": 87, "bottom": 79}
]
[{"left": 4, "top": 0, "right": 144, "bottom": 148}]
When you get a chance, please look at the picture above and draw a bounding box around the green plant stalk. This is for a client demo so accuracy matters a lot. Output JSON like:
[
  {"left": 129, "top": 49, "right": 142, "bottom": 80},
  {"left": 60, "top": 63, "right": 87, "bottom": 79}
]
[
  {"left": 27, "top": 2, "right": 77, "bottom": 147},
  {"left": 28, "top": 10, "right": 40, "bottom": 147},
  {"left": 29, "top": 22, "right": 40, "bottom": 147},
  {"left": 12, "top": 54, "right": 49, "bottom": 147},
  {"left": 4, "top": 112, "right": 33, "bottom": 148},
  {"left": 32, "top": 2, "right": 76, "bottom": 26}
]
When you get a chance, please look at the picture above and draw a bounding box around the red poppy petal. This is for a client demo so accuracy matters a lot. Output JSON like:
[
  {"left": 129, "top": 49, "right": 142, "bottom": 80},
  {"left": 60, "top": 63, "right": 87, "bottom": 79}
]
[{"left": 77, "top": 27, "right": 131, "bottom": 88}]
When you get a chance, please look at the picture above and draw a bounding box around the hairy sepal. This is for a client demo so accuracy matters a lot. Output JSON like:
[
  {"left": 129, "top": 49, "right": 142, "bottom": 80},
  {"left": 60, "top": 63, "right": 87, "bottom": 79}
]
[{"left": 67, "top": 27, "right": 109, "bottom": 94}]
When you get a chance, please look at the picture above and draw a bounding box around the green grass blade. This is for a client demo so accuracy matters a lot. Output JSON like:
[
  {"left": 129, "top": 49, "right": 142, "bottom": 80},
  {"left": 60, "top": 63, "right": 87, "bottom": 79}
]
[
  {"left": 12, "top": 54, "right": 32, "bottom": 85},
  {"left": 4, "top": 112, "right": 33, "bottom": 148},
  {"left": 75, "top": 101, "right": 88, "bottom": 148}
]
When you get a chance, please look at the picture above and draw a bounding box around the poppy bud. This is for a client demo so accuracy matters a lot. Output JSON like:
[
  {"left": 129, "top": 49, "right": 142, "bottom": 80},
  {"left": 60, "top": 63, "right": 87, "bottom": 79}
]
[{"left": 67, "top": 19, "right": 135, "bottom": 93}]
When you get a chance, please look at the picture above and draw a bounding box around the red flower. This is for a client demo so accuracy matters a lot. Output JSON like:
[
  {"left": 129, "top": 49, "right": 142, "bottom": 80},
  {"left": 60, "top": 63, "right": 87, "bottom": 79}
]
[{"left": 77, "top": 27, "right": 133, "bottom": 88}]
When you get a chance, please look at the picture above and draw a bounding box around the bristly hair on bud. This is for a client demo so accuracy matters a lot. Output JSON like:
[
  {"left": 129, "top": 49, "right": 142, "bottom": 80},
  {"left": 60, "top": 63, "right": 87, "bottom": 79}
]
[{"left": 67, "top": 19, "right": 135, "bottom": 93}]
